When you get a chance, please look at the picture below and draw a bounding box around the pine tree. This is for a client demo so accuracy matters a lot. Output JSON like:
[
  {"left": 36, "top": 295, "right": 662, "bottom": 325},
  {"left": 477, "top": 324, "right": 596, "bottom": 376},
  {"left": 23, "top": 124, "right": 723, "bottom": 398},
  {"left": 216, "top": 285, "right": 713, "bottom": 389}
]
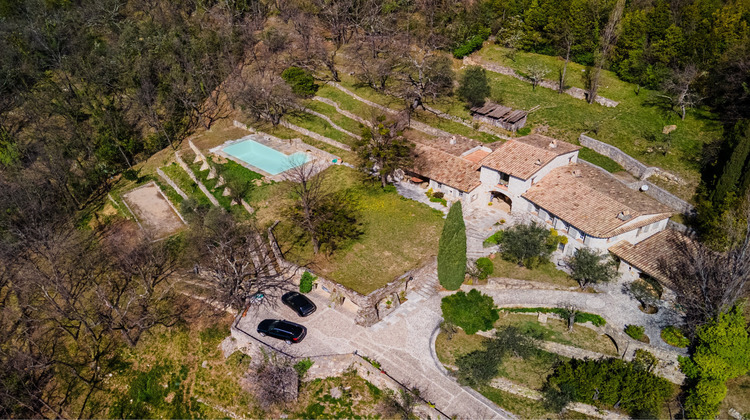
[{"left": 438, "top": 201, "right": 467, "bottom": 290}]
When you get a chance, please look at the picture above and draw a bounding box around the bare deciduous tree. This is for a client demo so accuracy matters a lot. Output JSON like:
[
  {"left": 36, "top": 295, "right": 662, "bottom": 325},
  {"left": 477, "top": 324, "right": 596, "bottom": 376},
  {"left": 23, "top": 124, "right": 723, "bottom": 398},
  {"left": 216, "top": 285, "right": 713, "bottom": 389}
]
[
  {"left": 586, "top": 0, "right": 625, "bottom": 104},
  {"left": 379, "top": 383, "right": 426, "bottom": 420},
  {"left": 192, "top": 208, "right": 292, "bottom": 312},
  {"left": 235, "top": 73, "right": 299, "bottom": 126},
  {"left": 656, "top": 65, "right": 703, "bottom": 120},
  {"left": 244, "top": 351, "right": 299, "bottom": 408},
  {"left": 393, "top": 49, "right": 455, "bottom": 112},
  {"left": 661, "top": 196, "right": 750, "bottom": 333},
  {"left": 285, "top": 160, "right": 362, "bottom": 254}
]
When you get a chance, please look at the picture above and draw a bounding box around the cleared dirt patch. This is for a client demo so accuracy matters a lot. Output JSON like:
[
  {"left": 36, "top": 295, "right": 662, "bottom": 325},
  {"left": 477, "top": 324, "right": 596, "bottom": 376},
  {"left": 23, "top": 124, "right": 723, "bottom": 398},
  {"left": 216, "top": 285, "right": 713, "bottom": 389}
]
[{"left": 123, "top": 182, "right": 185, "bottom": 239}]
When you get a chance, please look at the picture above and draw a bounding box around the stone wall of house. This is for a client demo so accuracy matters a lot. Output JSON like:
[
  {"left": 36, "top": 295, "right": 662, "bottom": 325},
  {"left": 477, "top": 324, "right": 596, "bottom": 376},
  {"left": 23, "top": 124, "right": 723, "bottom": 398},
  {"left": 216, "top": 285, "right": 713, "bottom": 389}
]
[{"left": 463, "top": 57, "right": 619, "bottom": 107}]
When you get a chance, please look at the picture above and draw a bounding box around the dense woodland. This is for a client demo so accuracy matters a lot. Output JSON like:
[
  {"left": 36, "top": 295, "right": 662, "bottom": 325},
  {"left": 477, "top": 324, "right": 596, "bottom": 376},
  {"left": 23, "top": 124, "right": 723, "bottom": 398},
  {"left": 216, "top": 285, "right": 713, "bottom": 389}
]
[{"left": 0, "top": 0, "right": 749, "bottom": 418}]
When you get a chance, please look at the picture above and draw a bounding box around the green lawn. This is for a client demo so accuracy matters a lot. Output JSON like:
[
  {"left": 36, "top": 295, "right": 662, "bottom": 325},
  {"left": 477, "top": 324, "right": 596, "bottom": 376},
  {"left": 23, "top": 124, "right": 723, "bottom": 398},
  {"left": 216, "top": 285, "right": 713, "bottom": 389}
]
[
  {"left": 332, "top": 75, "right": 503, "bottom": 143},
  {"left": 161, "top": 163, "right": 213, "bottom": 207},
  {"left": 491, "top": 257, "right": 579, "bottom": 288},
  {"left": 285, "top": 111, "right": 358, "bottom": 147},
  {"left": 275, "top": 165, "right": 445, "bottom": 295},
  {"left": 472, "top": 45, "right": 722, "bottom": 199},
  {"left": 304, "top": 100, "right": 365, "bottom": 135},
  {"left": 495, "top": 313, "right": 618, "bottom": 356},
  {"left": 578, "top": 147, "right": 624, "bottom": 173}
]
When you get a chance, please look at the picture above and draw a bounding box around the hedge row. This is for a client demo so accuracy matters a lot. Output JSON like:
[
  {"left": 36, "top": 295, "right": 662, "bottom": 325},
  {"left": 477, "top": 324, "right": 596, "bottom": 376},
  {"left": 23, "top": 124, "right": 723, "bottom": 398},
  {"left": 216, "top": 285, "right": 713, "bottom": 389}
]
[
  {"left": 503, "top": 307, "right": 606, "bottom": 326},
  {"left": 453, "top": 28, "right": 491, "bottom": 59}
]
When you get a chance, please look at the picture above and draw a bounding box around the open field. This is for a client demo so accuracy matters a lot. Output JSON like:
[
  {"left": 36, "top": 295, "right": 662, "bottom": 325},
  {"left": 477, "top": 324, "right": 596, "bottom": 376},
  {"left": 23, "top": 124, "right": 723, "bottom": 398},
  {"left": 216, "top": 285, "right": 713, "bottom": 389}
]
[
  {"left": 275, "top": 165, "right": 445, "bottom": 295},
  {"left": 470, "top": 46, "right": 722, "bottom": 199}
]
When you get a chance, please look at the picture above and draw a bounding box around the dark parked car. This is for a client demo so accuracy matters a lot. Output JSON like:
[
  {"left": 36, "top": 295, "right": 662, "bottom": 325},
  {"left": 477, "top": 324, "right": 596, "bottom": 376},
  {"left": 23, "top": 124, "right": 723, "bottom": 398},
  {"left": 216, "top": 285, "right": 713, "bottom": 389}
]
[
  {"left": 257, "top": 319, "right": 307, "bottom": 344},
  {"left": 281, "top": 291, "right": 317, "bottom": 317}
]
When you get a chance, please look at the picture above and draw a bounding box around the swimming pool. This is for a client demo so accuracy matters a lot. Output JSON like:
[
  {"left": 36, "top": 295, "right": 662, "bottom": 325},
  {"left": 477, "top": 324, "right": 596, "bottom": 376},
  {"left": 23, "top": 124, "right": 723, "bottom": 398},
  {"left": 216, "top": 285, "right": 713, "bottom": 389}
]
[{"left": 223, "top": 138, "right": 309, "bottom": 175}]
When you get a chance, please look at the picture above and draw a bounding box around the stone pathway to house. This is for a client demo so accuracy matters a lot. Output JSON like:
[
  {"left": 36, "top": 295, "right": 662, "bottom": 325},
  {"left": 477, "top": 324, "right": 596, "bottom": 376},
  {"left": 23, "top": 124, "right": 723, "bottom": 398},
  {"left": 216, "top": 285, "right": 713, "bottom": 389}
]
[{"left": 464, "top": 206, "right": 515, "bottom": 261}]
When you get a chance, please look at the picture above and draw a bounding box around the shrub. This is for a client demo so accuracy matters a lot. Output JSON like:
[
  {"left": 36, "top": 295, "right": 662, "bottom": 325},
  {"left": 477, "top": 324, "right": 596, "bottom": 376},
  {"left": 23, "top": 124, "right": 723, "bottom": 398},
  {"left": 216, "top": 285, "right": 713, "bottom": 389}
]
[
  {"left": 502, "top": 307, "right": 606, "bottom": 326},
  {"left": 566, "top": 247, "right": 618, "bottom": 289},
  {"left": 429, "top": 196, "right": 447, "bottom": 206},
  {"left": 475, "top": 257, "right": 494, "bottom": 280},
  {"left": 625, "top": 324, "right": 646, "bottom": 341},
  {"left": 293, "top": 358, "right": 314, "bottom": 378},
  {"left": 432, "top": 191, "right": 444, "bottom": 199},
  {"left": 438, "top": 201, "right": 467, "bottom": 290},
  {"left": 574, "top": 312, "right": 606, "bottom": 327},
  {"left": 299, "top": 271, "right": 316, "bottom": 293},
  {"left": 680, "top": 305, "right": 750, "bottom": 419},
  {"left": 452, "top": 27, "right": 491, "bottom": 58},
  {"left": 661, "top": 326, "right": 690, "bottom": 348},
  {"left": 441, "top": 289, "right": 498, "bottom": 334},
  {"left": 516, "top": 127, "right": 531, "bottom": 136},
  {"left": 499, "top": 222, "right": 553, "bottom": 268},
  {"left": 545, "top": 358, "right": 671, "bottom": 417},
  {"left": 281, "top": 66, "right": 318, "bottom": 97},
  {"left": 483, "top": 230, "right": 504, "bottom": 247}
]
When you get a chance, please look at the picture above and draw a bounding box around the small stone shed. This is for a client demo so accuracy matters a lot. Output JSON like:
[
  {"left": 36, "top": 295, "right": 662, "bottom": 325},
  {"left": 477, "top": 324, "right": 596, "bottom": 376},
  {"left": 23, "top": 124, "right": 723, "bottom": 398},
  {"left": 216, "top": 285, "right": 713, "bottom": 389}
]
[{"left": 470, "top": 102, "right": 528, "bottom": 132}]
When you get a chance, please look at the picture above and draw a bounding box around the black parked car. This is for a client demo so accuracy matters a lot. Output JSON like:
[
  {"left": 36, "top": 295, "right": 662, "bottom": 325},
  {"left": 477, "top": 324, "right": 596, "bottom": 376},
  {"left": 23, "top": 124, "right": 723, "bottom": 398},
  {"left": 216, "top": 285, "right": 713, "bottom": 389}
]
[
  {"left": 281, "top": 291, "right": 317, "bottom": 317},
  {"left": 257, "top": 319, "right": 307, "bottom": 344}
]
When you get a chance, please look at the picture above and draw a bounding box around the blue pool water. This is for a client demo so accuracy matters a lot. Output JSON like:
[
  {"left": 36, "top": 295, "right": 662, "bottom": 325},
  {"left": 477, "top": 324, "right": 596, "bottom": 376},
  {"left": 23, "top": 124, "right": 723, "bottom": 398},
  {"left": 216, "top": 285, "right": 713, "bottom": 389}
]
[{"left": 223, "top": 138, "right": 308, "bottom": 175}]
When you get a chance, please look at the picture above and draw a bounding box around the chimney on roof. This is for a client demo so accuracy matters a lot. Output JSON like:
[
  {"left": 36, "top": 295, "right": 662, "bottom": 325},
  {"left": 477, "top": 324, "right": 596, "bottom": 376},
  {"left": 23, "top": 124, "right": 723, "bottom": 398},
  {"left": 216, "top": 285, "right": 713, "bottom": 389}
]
[
  {"left": 549, "top": 139, "right": 557, "bottom": 149},
  {"left": 572, "top": 169, "right": 582, "bottom": 177},
  {"left": 450, "top": 136, "right": 456, "bottom": 145},
  {"left": 534, "top": 159, "right": 542, "bottom": 166},
  {"left": 617, "top": 210, "right": 632, "bottom": 221}
]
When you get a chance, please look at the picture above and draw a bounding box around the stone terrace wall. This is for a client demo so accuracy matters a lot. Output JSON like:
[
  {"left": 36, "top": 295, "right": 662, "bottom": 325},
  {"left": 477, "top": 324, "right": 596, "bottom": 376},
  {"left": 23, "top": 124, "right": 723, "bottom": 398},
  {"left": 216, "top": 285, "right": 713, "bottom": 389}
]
[
  {"left": 625, "top": 179, "right": 695, "bottom": 214},
  {"left": 579, "top": 134, "right": 695, "bottom": 213},
  {"left": 579, "top": 134, "right": 651, "bottom": 178}
]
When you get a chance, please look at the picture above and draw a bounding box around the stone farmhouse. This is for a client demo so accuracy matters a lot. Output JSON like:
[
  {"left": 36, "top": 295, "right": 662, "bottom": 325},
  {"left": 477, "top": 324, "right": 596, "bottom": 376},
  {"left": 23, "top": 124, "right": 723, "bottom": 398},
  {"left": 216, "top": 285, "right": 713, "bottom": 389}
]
[{"left": 404, "top": 133, "right": 677, "bottom": 272}]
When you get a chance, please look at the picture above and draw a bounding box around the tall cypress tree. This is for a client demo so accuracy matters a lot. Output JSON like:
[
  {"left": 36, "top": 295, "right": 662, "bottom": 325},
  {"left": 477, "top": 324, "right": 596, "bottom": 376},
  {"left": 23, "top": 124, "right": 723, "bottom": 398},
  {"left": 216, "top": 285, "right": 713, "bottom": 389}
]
[
  {"left": 438, "top": 201, "right": 467, "bottom": 290},
  {"left": 712, "top": 120, "right": 750, "bottom": 204}
]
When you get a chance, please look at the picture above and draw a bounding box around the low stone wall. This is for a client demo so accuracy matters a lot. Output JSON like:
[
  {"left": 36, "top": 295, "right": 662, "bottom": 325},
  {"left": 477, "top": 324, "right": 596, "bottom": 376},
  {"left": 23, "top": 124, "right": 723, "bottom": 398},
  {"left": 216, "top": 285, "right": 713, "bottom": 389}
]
[
  {"left": 174, "top": 151, "right": 220, "bottom": 206},
  {"left": 279, "top": 119, "right": 352, "bottom": 151},
  {"left": 579, "top": 134, "right": 650, "bottom": 178},
  {"left": 156, "top": 168, "right": 189, "bottom": 200},
  {"left": 303, "top": 108, "right": 362, "bottom": 140},
  {"left": 464, "top": 56, "right": 619, "bottom": 107},
  {"left": 625, "top": 179, "right": 695, "bottom": 213}
]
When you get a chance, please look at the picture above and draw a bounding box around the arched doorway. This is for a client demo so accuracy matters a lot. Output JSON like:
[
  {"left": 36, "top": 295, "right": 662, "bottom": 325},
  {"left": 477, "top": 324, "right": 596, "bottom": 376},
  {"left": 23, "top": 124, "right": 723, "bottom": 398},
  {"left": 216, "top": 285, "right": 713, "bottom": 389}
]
[{"left": 490, "top": 191, "right": 513, "bottom": 213}]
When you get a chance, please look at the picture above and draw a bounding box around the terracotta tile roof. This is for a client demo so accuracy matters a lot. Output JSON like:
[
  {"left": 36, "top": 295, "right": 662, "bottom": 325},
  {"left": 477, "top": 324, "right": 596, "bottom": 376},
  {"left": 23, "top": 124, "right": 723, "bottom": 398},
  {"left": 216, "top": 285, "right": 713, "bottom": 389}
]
[
  {"left": 522, "top": 164, "right": 673, "bottom": 238},
  {"left": 407, "top": 133, "right": 502, "bottom": 155},
  {"left": 480, "top": 134, "right": 580, "bottom": 179},
  {"left": 463, "top": 149, "right": 491, "bottom": 163},
  {"left": 609, "top": 230, "right": 692, "bottom": 283},
  {"left": 410, "top": 144, "right": 481, "bottom": 192}
]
